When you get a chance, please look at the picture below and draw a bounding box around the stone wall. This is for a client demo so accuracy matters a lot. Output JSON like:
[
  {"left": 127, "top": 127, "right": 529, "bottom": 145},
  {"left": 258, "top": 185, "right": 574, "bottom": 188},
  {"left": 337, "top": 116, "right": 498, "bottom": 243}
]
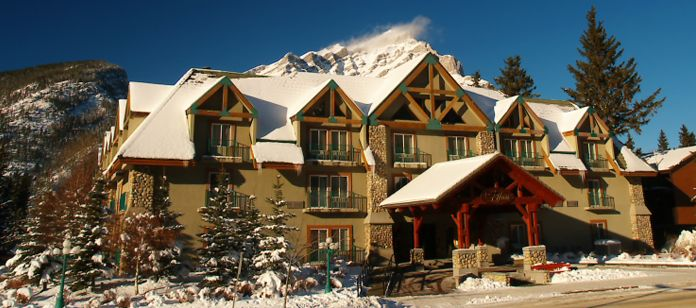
[
  {"left": 476, "top": 131, "right": 496, "bottom": 155},
  {"left": 410, "top": 248, "right": 424, "bottom": 265},
  {"left": 452, "top": 249, "right": 478, "bottom": 269},
  {"left": 130, "top": 167, "right": 155, "bottom": 209},
  {"left": 627, "top": 177, "right": 655, "bottom": 251},
  {"left": 522, "top": 245, "right": 547, "bottom": 271},
  {"left": 366, "top": 125, "right": 394, "bottom": 262}
]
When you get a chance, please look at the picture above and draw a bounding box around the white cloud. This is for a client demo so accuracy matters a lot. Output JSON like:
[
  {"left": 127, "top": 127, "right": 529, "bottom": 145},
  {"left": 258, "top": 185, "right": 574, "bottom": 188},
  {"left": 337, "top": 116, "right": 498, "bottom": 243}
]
[{"left": 342, "top": 16, "right": 431, "bottom": 51}]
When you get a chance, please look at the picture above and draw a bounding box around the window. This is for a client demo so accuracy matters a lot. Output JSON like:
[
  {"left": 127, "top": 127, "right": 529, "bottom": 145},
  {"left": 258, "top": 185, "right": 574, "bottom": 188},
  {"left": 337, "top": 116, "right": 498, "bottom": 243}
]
[
  {"left": 519, "top": 139, "right": 534, "bottom": 158},
  {"left": 308, "top": 226, "right": 351, "bottom": 262},
  {"left": 504, "top": 139, "right": 518, "bottom": 157},
  {"left": 309, "top": 129, "right": 327, "bottom": 152},
  {"left": 587, "top": 179, "right": 602, "bottom": 207},
  {"left": 447, "top": 136, "right": 468, "bottom": 160},
  {"left": 119, "top": 192, "right": 128, "bottom": 212},
  {"left": 590, "top": 220, "right": 607, "bottom": 241},
  {"left": 211, "top": 123, "right": 233, "bottom": 147},
  {"left": 585, "top": 142, "right": 598, "bottom": 161},
  {"left": 504, "top": 139, "right": 534, "bottom": 158},
  {"left": 309, "top": 129, "right": 349, "bottom": 160},
  {"left": 393, "top": 175, "right": 410, "bottom": 192},
  {"left": 394, "top": 133, "right": 415, "bottom": 161},
  {"left": 309, "top": 175, "right": 349, "bottom": 208}
]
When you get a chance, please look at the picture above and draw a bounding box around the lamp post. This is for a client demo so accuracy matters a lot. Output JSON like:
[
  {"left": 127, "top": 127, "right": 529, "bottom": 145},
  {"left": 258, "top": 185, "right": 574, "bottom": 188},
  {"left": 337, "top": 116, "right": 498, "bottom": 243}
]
[
  {"left": 55, "top": 239, "right": 71, "bottom": 308},
  {"left": 318, "top": 237, "right": 337, "bottom": 294}
]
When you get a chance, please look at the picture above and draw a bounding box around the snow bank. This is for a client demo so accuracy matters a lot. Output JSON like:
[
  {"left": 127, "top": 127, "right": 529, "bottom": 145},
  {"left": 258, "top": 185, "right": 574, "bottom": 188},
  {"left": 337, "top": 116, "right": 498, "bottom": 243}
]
[
  {"left": 551, "top": 268, "right": 646, "bottom": 283},
  {"left": 457, "top": 277, "right": 508, "bottom": 291}
]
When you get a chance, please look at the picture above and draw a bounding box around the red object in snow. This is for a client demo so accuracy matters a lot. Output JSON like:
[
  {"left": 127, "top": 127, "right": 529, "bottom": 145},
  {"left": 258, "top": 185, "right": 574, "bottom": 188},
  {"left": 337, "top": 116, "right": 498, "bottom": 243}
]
[{"left": 532, "top": 263, "right": 571, "bottom": 273}]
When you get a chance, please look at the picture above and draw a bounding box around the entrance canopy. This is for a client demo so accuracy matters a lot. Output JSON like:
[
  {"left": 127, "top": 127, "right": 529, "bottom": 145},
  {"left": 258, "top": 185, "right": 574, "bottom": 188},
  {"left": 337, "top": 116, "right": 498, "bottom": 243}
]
[{"left": 381, "top": 152, "right": 564, "bottom": 249}]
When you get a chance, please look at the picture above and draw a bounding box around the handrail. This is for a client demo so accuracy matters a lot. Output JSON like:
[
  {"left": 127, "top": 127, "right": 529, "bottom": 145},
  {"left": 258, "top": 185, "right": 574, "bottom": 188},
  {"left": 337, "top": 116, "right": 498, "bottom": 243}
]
[
  {"left": 207, "top": 140, "right": 251, "bottom": 161},
  {"left": 393, "top": 147, "right": 431, "bottom": 165},
  {"left": 447, "top": 149, "right": 475, "bottom": 161},
  {"left": 588, "top": 195, "right": 615, "bottom": 209},
  {"left": 307, "top": 192, "right": 367, "bottom": 211},
  {"left": 308, "top": 144, "right": 362, "bottom": 163},
  {"left": 205, "top": 190, "right": 254, "bottom": 210},
  {"left": 505, "top": 152, "right": 545, "bottom": 167},
  {"left": 584, "top": 156, "right": 609, "bottom": 169}
]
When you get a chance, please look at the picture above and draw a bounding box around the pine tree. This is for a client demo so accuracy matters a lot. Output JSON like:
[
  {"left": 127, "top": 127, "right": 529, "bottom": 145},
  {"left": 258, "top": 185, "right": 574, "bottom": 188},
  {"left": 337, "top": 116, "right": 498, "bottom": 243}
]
[
  {"left": 565, "top": 6, "right": 665, "bottom": 135},
  {"left": 148, "top": 175, "right": 184, "bottom": 281},
  {"left": 253, "top": 176, "right": 298, "bottom": 276},
  {"left": 197, "top": 174, "right": 246, "bottom": 286},
  {"left": 494, "top": 55, "right": 538, "bottom": 97},
  {"left": 624, "top": 133, "right": 635, "bottom": 150},
  {"left": 68, "top": 177, "right": 111, "bottom": 291},
  {"left": 471, "top": 71, "right": 482, "bottom": 88},
  {"left": 657, "top": 130, "right": 670, "bottom": 152},
  {"left": 678, "top": 124, "right": 696, "bottom": 147}
]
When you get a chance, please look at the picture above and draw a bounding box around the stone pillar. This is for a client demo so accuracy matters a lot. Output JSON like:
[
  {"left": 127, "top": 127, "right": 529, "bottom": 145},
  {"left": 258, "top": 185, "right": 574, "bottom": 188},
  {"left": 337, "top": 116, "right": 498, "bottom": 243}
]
[
  {"left": 366, "top": 125, "right": 394, "bottom": 263},
  {"left": 409, "top": 248, "right": 424, "bottom": 265},
  {"left": 130, "top": 166, "right": 155, "bottom": 209},
  {"left": 452, "top": 248, "right": 478, "bottom": 277},
  {"left": 476, "top": 131, "right": 496, "bottom": 155},
  {"left": 475, "top": 245, "right": 491, "bottom": 267},
  {"left": 522, "top": 245, "right": 547, "bottom": 271},
  {"left": 627, "top": 177, "right": 655, "bottom": 252}
]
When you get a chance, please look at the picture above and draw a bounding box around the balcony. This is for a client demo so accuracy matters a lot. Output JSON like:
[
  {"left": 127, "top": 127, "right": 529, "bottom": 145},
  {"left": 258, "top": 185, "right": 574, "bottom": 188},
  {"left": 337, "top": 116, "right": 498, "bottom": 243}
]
[
  {"left": 205, "top": 190, "right": 254, "bottom": 210},
  {"left": 307, "top": 144, "right": 362, "bottom": 166},
  {"left": 304, "top": 192, "right": 367, "bottom": 213},
  {"left": 584, "top": 156, "right": 609, "bottom": 171},
  {"left": 393, "top": 148, "right": 431, "bottom": 168},
  {"left": 308, "top": 245, "right": 366, "bottom": 263},
  {"left": 505, "top": 152, "right": 545, "bottom": 170},
  {"left": 586, "top": 195, "right": 615, "bottom": 211},
  {"left": 447, "top": 149, "right": 476, "bottom": 161},
  {"left": 206, "top": 141, "right": 251, "bottom": 162}
]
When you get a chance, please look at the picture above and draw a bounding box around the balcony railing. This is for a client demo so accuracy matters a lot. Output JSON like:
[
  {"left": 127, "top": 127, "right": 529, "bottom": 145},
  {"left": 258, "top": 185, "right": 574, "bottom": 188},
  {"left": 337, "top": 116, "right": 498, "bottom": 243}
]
[
  {"left": 394, "top": 148, "right": 431, "bottom": 165},
  {"left": 207, "top": 140, "right": 251, "bottom": 162},
  {"left": 584, "top": 157, "right": 609, "bottom": 169},
  {"left": 205, "top": 190, "right": 254, "bottom": 210},
  {"left": 447, "top": 149, "right": 476, "bottom": 161},
  {"left": 308, "top": 191, "right": 367, "bottom": 212},
  {"left": 505, "top": 152, "right": 545, "bottom": 168},
  {"left": 309, "top": 245, "right": 366, "bottom": 263},
  {"left": 307, "top": 144, "right": 362, "bottom": 164},
  {"left": 588, "top": 195, "right": 615, "bottom": 210}
]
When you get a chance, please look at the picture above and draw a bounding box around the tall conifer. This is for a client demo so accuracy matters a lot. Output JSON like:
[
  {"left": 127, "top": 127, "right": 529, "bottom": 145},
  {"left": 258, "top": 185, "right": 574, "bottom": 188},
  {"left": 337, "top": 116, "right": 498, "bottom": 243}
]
[
  {"left": 494, "top": 55, "right": 538, "bottom": 97},
  {"left": 678, "top": 124, "right": 696, "bottom": 147},
  {"left": 657, "top": 130, "right": 670, "bottom": 152}
]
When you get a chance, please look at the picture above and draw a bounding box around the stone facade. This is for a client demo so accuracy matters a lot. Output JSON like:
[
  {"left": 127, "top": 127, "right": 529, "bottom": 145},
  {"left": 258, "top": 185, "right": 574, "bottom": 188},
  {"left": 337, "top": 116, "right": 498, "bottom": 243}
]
[
  {"left": 452, "top": 249, "right": 478, "bottom": 269},
  {"left": 409, "top": 248, "right": 424, "bottom": 265},
  {"left": 522, "top": 245, "right": 547, "bottom": 271},
  {"left": 482, "top": 272, "right": 511, "bottom": 286},
  {"left": 130, "top": 167, "right": 154, "bottom": 209},
  {"left": 476, "top": 131, "right": 496, "bottom": 154},
  {"left": 627, "top": 177, "right": 655, "bottom": 251},
  {"left": 475, "top": 245, "right": 490, "bottom": 267},
  {"left": 366, "top": 125, "right": 394, "bottom": 261}
]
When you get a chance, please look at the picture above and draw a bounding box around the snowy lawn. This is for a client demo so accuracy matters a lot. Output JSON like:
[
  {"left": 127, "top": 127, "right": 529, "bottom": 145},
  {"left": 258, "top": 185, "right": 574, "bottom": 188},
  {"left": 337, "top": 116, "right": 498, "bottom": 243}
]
[
  {"left": 457, "top": 277, "right": 509, "bottom": 292},
  {"left": 550, "top": 268, "right": 647, "bottom": 284}
]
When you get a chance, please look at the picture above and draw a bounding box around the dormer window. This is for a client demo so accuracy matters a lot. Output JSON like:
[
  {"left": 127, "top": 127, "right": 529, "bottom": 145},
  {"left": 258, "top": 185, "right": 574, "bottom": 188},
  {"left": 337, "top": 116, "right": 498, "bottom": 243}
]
[{"left": 308, "top": 129, "right": 351, "bottom": 161}]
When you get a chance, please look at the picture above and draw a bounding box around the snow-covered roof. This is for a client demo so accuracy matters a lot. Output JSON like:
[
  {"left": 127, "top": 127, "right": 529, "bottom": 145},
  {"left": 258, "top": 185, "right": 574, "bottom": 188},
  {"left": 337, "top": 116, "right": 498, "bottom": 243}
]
[
  {"left": 363, "top": 147, "right": 376, "bottom": 167},
  {"left": 460, "top": 85, "right": 506, "bottom": 122},
  {"left": 381, "top": 153, "right": 499, "bottom": 207},
  {"left": 117, "top": 73, "right": 222, "bottom": 160},
  {"left": 118, "top": 99, "right": 127, "bottom": 131},
  {"left": 548, "top": 153, "right": 587, "bottom": 172},
  {"left": 493, "top": 96, "right": 519, "bottom": 123},
  {"left": 526, "top": 101, "right": 586, "bottom": 153},
  {"left": 613, "top": 138, "right": 655, "bottom": 173},
  {"left": 645, "top": 146, "right": 696, "bottom": 171},
  {"left": 251, "top": 142, "right": 304, "bottom": 164},
  {"left": 128, "top": 82, "right": 175, "bottom": 113}
]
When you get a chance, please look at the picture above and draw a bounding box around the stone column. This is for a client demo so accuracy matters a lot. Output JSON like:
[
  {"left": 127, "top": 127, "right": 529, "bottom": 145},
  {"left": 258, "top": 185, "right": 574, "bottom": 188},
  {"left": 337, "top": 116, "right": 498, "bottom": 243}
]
[
  {"left": 366, "top": 125, "right": 394, "bottom": 264},
  {"left": 522, "top": 245, "right": 547, "bottom": 271},
  {"left": 476, "top": 131, "right": 496, "bottom": 155},
  {"left": 452, "top": 248, "right": 478, "bottom": 277},
  {"left": 627, "top": 177, "right": 655, "bottom": 252},
  {"left": 130, "top": 166, "right": 155, "bottom": 209}
]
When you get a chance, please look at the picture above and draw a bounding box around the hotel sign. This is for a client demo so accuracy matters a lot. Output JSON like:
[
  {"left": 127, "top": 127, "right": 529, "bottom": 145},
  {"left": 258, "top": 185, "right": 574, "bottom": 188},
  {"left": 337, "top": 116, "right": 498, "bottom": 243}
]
[{"left": 481, "top": 188, "right": 516, "bottom": 205}]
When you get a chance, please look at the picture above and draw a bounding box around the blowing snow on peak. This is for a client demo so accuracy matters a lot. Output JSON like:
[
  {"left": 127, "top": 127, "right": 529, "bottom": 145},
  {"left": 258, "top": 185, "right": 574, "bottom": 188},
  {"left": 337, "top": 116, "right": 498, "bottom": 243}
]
[{"left": 246, "top": 17, "right": 492, "bottom": 88}]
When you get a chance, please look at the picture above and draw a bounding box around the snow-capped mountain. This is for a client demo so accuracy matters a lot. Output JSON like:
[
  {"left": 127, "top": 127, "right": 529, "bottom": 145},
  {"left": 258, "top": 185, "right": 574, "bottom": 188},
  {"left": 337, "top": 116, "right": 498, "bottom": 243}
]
[
  {"left": 247, "top": 37, "right": 493, "bottom": 88},
  {"left": 0, "top": 61, "right": 127, "bottom": 177}
]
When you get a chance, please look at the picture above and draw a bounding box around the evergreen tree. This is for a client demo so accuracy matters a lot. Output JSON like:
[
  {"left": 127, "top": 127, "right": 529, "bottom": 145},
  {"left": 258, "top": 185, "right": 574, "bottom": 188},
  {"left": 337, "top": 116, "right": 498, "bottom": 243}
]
[
  {"left": 657, "top": 129, "right": 670, "bottom": 152},
  {"left": 119, "top": 212, "right": 160, "bottom": 295},
  {"left": 494, "top": 55, "right": 538, "bottom": 97},
  {"left": 470, "top": 71, "right": 482, "bottom": 88},
  {"left": 565, "top": 6, "right": 665, "bottom": 135},
  {"left": 67, "top": 177, "right": 111, "bottom": 291},
  {"left": 624, "top": 133, "right": 636, "bottom": 150},
  {"left": 253, "top": 176, "right": 298, "bottom": 276},
  {"left": 197, "top": 174, "right": 246, "bottom": 286},
  {"left": 148, "top": 175, "right": 184, "bottom": 281},
  {"left": 678, "top": 124, "right": 696, "bottom": 147}
]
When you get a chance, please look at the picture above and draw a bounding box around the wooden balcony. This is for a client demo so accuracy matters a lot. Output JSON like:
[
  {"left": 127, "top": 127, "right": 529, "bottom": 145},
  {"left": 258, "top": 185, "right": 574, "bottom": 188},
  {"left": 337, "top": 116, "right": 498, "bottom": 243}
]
[
  {"left": 585, "top": 195, "right": 615, "bottom": 211},
  {"left": 205, "top": 141, "right": 251, "bottom": 163},
  {"left": 303, "top": 192, "right": 367, "bottom": 213},
  {"left": 393, "top": 147, "right": 431, "bottom": 168},
  {"left": 306, "top": 144, "right": 362, "bottom": 166},
  {"left": 505, "top": 152, "right": 545, "bottom": 170}
]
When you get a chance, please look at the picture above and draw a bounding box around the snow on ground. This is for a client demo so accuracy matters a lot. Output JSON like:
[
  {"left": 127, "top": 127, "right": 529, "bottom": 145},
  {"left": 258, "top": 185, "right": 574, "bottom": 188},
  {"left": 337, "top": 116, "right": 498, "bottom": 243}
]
[
  {"left": 457, "top": 277, "right": 508, "bottom": 292},
  {"left": 551, "top": 268, "right": 647, "bottom": 284},
  {"left": 464, "top": 292, "right": 560, "bottom": 305}
]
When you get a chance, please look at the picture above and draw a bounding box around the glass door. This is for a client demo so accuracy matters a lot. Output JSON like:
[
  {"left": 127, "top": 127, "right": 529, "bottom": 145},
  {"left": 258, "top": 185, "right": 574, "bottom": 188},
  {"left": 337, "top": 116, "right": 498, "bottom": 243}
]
[
  {"left": 310, "top": 176, "right": 328, "bottom": 208},
  {"left": 330, "top": 176, "right": 349, "bottom": 208}
]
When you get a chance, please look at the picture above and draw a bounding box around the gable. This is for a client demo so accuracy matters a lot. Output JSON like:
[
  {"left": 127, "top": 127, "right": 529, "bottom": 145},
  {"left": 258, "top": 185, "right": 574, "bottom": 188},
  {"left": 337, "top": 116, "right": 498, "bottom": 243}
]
[
  {"left": 291, "top": 80, "right": 364, "bottom": 125},
  {"left": 189, "top": 77, "right": 256, "bottom": 119},
  {"left": 569, "top": 108, "right": 611, "bottom": 139},
  {"left": 497, "top": 97, "right": 546, "bottom": 134},
  {"left": 372, "top": 53, "right": 490, "bottom": 131}
]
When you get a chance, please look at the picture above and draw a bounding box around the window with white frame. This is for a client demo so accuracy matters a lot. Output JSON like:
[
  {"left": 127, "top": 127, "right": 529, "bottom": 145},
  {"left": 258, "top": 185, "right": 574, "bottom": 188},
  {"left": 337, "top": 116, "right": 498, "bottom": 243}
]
[
  {"left": 393, "top": 133, "right": 415, "bottom": 161},
  {"left": 309, "top": 175, "right": 349, "bottom": 208},
  {"left": 309, "top": 227, "right": 351, "bottom": 261},
  {"left": 587, "top": 179, "right": 602, "bottom": 207},
  {"left": 447, "top": 136, "right": 468, "bottom": 160}
]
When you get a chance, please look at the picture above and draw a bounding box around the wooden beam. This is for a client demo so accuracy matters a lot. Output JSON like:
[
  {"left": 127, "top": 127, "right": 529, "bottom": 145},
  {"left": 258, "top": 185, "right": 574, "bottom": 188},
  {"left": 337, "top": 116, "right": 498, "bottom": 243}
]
[
  {"left": 334, "top": 86, "right": 365, "bottom": 121},
  {"left": 121, "top": 158, "right": 195, "bottom": 167},
  {"left": 301, "top": 116, "right": 362, "bottom": 125},
  {"left": 440, "top": 124, "right": 488, "bottom": 132},
  {"left": 406, "top": 87, "right": 458, "bottom": 95},
  {"left": 298, "top": 86, "right": 330, "bottom": 116},
  {"left": 436, "top": 95, "right": 460, "bottom": 121},
  {"left": 428, "top": 63, "right": 434, "bottom": 119},
  {"left": 228, "top": 84, "right": 256, "bottom": 113},
  {"left": 222, "top": 85, "right": 228, "bottom": 111},
  {"left": 605, "top": 150, "right": 622, "bottom": 176},
  {"left": 330, "top": 88, "right": 335, "bottom": 117},
  {"left": 402, "top": 92, "right": 431, "bottom": 122},
  {"left": 543, "top": 153, "right": 557, "bottom": 175}
]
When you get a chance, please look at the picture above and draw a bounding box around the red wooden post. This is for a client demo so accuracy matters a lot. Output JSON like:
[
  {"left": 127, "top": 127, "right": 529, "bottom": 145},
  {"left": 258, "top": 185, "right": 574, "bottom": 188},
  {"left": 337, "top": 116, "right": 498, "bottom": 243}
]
[
  {"left": 524, "top": 204, "right": 534, "bottom": 246},
  {"left": 457, "top": 211, "right": 464, "bottom": 249},
  {"left": 531, "top": 204, "right": 540, "bottom": 245},
  {"left": 462, "top": 203, "right": 471, "bottom": 248},
  {"left": 412, "top": 213, "right": 422, "bottom": 249}
]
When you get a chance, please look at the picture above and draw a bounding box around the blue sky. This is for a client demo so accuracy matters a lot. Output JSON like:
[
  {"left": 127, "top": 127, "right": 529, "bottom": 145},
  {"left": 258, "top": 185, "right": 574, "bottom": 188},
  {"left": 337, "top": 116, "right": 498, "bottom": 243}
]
[{"left": 1, "top": 0, "right": 694, "bottom": 152}]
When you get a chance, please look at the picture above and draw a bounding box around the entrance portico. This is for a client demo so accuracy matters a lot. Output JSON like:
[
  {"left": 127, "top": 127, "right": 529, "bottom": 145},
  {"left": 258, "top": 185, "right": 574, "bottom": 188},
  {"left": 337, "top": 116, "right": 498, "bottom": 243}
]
[{"left": 381, "top": 153, "right": 564, "bottom": 260}]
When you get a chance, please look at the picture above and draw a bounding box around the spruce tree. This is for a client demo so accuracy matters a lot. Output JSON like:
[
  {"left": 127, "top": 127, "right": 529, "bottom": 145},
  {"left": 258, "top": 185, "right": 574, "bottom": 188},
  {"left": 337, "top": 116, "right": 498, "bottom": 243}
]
[
  {"left": 254, "top": 176, "right": 298, "bottom": 276},
  {"left": 197, "top": 174, "right": 245, "bottom": 286},
  {"left": 657, "top": 130, "right": 670, "bottom": 152},
  {"left": 624, "top": 133, "right": 635, "bottom": 150},
  {"left": 494, "top": 55, "right": 538, "bottom": 97},
  {"left": 565, "top": 6, "right": 665, "bottom": 135},
  {"left": 68, "top": 177, "right": 111, "bottom": 291},
  {"left": 678, "top": 124, "right": 696, "bottom": 147},
  {"left": 148, "top": 175, "right": 184, "bottom": 281},
  {"left": 470, "top": 71, "right": 482, "bottom": 88}
]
